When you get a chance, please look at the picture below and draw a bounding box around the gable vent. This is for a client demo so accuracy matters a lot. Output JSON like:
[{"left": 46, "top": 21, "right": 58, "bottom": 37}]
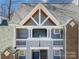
[{"left": 69, "top": 21, "right": 75, "bottom": 27}]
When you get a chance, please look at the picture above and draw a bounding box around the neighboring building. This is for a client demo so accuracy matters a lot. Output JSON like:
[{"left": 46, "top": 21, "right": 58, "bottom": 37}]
[{"left": 0, "top": 3, "right": 79, "bottom": 59}]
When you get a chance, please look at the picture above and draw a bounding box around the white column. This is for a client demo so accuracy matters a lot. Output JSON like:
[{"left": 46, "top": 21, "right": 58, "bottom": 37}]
[
  {"left": 47, "top": 29, "right": 49, "bottom": 38},
  {"left": 65, "top": 27, "right": 66, "bottom": 59},
  {"left": 47, "top": 29, "right": 51, "bottom": 38},
  {"left": 31, "top": 29, "right": 32, "bottom": 38},
  {"left": 39, "top": 9, "right": 41, "bottom": 25},
  {"left": 28, "top": 29, "right": 31, "bottom": 38},
  {"left": 50, "top": 29, "right": 51, "bottom": 38}
]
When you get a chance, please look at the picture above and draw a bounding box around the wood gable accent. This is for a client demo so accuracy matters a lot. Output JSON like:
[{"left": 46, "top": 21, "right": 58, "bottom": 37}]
[
  {"left": 66, "top": 20, "right": 78, "bottom": 59},
  {"left": 1, "top": 47, "right": 18, "bottom": 59},
  {"left": 20, "top": 4, "right": 59, "bottom": 26}
]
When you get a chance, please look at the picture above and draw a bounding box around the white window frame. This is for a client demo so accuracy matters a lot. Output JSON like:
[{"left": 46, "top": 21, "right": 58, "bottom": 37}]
[
  {"left": 53, "top": 49, "right": 62, "bottom": 59},
  {"left": 32, "top": 28, "right": 47, "bottom": 38},
  {"left": 16, "top": 28, "right": 28, "bottom": 39},
  {"left": 54, "top": 29, "right": 61, "bottom": 34},
  {"left": 18, "top": 50, "right": 26, "bottom": 59},
  {"left": 18, "top": 50, "right": 26, "bottom": 56}
]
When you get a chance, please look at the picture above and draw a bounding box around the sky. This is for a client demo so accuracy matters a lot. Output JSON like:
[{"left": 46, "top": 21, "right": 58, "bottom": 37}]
[{"left": 0, "top": 0, "right": 73, "bottom": 4}]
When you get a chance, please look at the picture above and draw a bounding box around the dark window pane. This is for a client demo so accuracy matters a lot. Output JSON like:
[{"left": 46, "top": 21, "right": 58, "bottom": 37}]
[
  {"left": 54, "top": 56, "right": 60, "bottom": 59},
  {"left": 33, "top": 29, "right": 47, "bottom": 37},
  {"left": 16, "top": 29, "right": 28, "bottom": 39},
  {"left": 32, "top": 51, "right": 39, "bottom": 59},
  {"left": 19, "top": 56, "right": 25, "bottom": 59},
  {"left": 16, "top": 41, "right": 26, "bottom": 45},
  {"left": 40, "top": 50, "right": 47, "bottom": 59},
  {"left": 0, "top": 20, "right": 8, "bottom": 26},
  {"left": 51, "top": 29, "right": 62, "bottom": 39},
  {"left": 53, "top": 41, "right": 63, "bottom": 45}
]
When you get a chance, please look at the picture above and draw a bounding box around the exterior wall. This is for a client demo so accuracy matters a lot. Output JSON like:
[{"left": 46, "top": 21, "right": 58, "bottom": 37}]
[
  {"left": 66, "top": 20, "right": 78, "bottom": 59},
  {"left": 26, "top": 41, "right": 53, "bottom": 59},
  {"left": 0, "top": 26, "right": 14, "bottom": 52}
]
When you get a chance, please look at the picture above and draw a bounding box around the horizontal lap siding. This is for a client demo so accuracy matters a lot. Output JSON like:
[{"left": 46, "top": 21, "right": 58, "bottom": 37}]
[{"left": 26, "top": 41, "right": 53, "bottom": 47}]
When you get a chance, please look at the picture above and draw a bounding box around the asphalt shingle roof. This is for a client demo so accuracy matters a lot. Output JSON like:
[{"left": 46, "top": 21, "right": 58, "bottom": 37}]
[{"left": 9, "top": 3, "right": 79, "bottom": 25}]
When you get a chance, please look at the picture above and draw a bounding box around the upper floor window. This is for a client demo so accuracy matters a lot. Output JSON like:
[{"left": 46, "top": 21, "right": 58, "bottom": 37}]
[
  {"left": 51, "top": 29, "right": 63, "bottom": 39},
  {"left": 54, "top": 29, "right": 60, "bottom": 34},
  {"left": 32, "top": 29, "right": 47, "bottom": 37},
  {"left": 16, "top": 28, "right": 28, "bottom": 39}
]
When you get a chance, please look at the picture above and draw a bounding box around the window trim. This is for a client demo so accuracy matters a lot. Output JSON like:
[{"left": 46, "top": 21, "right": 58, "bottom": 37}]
[
  {"left": 16, "top": 40, "right": 26, "bottom": 45},
  {"left": 16, "top": 28, "right": 28, "bottom": 39},
  {"left": 54, "top": 29, "right": 61, "bottom": 34},
  {"left": 32, "top": 28, "right": 47, "bottom": 38},
  {"left": 53, "top": 49, "right": 63, "bottom": 59},
  {"left": 18, "top": 50, "right": 26, "bottom": 59}
]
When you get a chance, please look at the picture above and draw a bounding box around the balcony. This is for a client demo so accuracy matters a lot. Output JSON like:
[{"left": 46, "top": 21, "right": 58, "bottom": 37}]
[
  {"left": 16, "top": 27, "right": 64, "bottom": 48},
  {"left": 16, "top": 28, "right": 63, "bottom": 39}
]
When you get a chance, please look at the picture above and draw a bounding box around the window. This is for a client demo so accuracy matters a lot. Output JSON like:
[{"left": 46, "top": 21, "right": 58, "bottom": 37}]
[
  {"left": 51, "top": 29, "right": 62, "bottom": 39},
  {"left": 53, "top": 41, "right": 63, "bottom": 46},
  {"left": 32, "top": 29, "right": 47, "bottom": 37},
  {"left": 16, "top": 40, "right": 26, "bottom": 47},
  {"left": 54, "top": 29, "right": 60, "bottom": 34},
  {"left": 0, "top": 20, "right": 8, "bottom": 26},
  {"left": 53, "top": 50, "right": 63, "bottom": 59},
  {"left": 32, "top": 50, "right": 47, "bottom": 59},
  {"left": 53, "top": 50, "right": 60, "bottom": 56},
  {"left": 16, "top": 28, "right": 28, "bottom": 39},
  {"left": 18, "top": 50, "right": 26, "bottom": 59}
]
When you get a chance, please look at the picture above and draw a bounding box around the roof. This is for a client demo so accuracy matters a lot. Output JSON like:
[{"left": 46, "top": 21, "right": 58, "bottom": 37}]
[{"left": 9, "top": 3, "right": 79, "bottom": 25}]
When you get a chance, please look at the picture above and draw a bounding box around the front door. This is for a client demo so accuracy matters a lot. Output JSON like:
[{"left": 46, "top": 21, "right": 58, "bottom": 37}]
[
  {"left": 32, "top": 50, "right": 39, "bottom": 59},
  {"left": 32, "top": 50, "right": 47, "bottom": 59},
  {"left": 40, "top": 50, "right": 47, "bottom": 59}
]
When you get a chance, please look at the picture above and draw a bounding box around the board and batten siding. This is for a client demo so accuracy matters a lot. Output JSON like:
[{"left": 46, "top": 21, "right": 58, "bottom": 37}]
[{"left": 66, "top": 20, "right": 78, "bottom": 59}]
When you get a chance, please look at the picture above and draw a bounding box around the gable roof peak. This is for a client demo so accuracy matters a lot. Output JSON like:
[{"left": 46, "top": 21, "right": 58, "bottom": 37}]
[{"left": 20, "top": 3, "right": 60, "bottom": 25}]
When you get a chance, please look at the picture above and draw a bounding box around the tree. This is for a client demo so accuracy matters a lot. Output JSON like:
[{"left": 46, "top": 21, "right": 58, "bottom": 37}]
[{"left": 8, "top": 0, "right": 12, "bottom": 20}]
